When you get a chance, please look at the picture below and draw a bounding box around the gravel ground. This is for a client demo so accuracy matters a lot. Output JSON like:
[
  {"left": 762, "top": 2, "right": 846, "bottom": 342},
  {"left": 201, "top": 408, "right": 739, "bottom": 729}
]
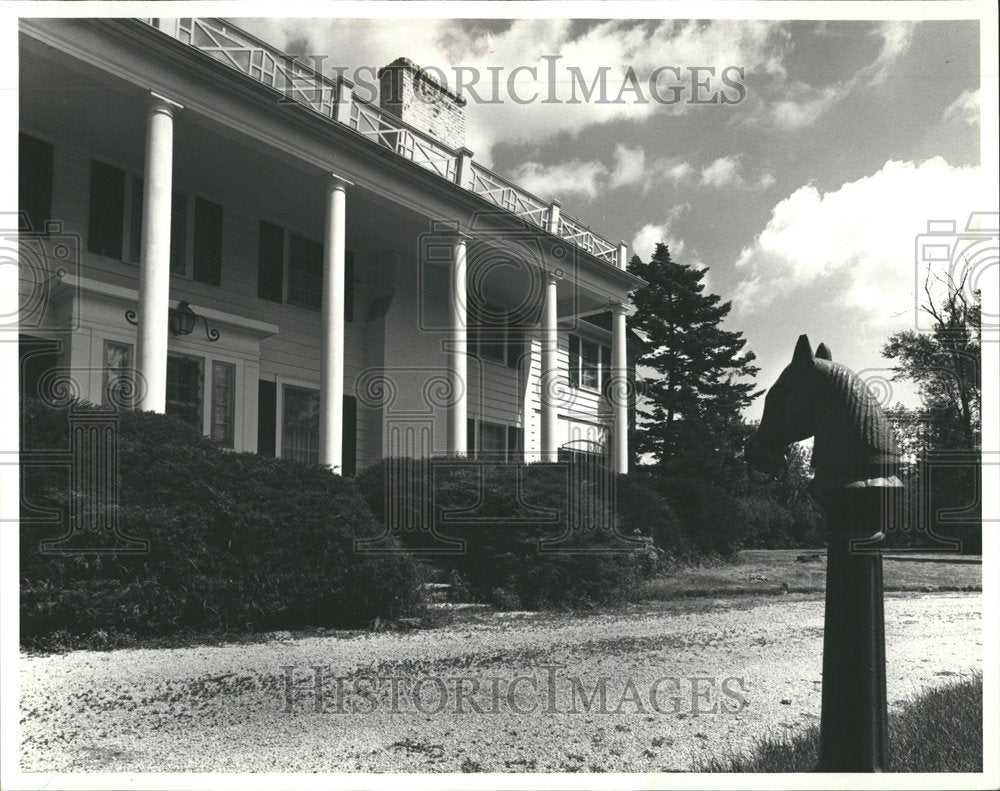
[{"left": 20, "top": 591, "right": 981, "bottom": 773}]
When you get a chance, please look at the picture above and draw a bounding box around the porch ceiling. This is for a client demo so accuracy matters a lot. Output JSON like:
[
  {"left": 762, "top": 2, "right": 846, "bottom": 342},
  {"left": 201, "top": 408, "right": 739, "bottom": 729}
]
[{"left": 20, "top": 41, "right": 432, "bottom": 259}]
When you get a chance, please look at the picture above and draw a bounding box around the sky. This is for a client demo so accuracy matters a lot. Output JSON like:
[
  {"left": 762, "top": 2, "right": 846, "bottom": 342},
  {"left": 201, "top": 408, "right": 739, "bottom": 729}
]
[{"left": 236, "top": 15, "right": 991, "bottom": 420}]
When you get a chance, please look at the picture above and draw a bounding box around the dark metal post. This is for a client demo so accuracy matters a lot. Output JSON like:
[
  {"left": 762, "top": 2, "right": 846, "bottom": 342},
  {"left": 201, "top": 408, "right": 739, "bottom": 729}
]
[{"left": 813, "top": 482, "right": 900, "bottom": 772}]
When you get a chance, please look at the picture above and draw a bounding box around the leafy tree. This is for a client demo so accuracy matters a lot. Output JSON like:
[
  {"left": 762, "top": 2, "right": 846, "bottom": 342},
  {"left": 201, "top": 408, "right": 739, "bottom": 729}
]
[
  {"left": 881, "top": 269, "right": 981, "bottom": 553},
  {"left": 628, "top": 242, "right": 763, "bottom": 490}
]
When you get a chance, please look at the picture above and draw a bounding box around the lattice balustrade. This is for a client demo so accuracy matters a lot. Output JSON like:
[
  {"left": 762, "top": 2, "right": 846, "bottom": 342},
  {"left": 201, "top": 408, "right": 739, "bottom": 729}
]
[
  {"left": 558, "top": 213, "right": 619, "bottom": 266},
  {"left": 468, "top": 164, "right": 548, "bottom": 229},
  {"left": 137, "top": 17, "right": 621, "bottom": 268}
]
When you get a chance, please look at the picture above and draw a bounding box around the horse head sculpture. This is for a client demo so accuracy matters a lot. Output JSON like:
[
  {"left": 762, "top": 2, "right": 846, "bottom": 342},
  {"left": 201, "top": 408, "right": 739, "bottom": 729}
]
[{"left": 745, "top": 334, "right": 900, "bottom": 490}]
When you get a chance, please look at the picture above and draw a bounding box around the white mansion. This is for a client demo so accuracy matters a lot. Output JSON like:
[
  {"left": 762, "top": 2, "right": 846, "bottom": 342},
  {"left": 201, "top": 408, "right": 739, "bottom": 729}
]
[{"left": 18, "top": 17, "right": 643, "bottom": 475}]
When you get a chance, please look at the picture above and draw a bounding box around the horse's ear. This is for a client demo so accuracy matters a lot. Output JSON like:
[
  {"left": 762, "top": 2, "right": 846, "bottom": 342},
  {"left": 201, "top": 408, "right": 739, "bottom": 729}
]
[
  {"left": 792, "top": 334, "right": 814, "bottom": 365},
  {"left": 816, "top": 343, "right": 832, "bottom": 361}
]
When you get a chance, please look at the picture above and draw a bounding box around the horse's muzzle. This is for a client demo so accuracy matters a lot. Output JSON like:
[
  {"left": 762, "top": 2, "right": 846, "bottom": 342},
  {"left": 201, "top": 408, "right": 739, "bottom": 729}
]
[{"left": 744, "top": 435, "right": 788, "bottom": 481}]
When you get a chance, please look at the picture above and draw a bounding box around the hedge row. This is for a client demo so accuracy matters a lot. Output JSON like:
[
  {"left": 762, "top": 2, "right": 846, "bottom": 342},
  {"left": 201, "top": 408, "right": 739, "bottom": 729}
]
[
  {"left": 20, "top": 398, "right": 423, "bottom": 648},
  {"left": 352, "top": 459, "right": 746, "bottom": 609}
]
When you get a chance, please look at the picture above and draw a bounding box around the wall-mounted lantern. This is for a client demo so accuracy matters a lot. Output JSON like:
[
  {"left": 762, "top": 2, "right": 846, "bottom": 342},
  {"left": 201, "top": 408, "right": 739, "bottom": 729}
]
[{"left": 125, "top": 301, "right": 220, "bottom": 342}]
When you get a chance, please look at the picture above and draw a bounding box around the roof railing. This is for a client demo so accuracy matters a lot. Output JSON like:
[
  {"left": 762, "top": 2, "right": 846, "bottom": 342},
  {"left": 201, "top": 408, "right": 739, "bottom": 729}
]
[{"left": 137, "top": 17, "right": 624, "bottom": 268}]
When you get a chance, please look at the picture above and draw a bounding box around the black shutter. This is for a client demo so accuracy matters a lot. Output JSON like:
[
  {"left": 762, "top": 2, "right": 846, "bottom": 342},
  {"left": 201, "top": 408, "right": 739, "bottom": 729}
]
[
  {"left": 170, "top": 192, "right": 188, "bottom": 274},
  {"left": 342, "top": 395, "right": 357, "bottom": 475},
  {"left": 19, "top": 134, "right": 53, "bottom": 233},
  {"left": 193, "top": 197, "right": 223, "bottom": 285},
  {"left": 568, "top": 335, "right": 580, "bottom": 387},
  {"left": 258, "top": 220, "right": 284, "bottom": 301},
  {"left": 257, "top": 379, "right": 277, "bottom": 457},
  {"left": 345, "top": 251, "right": 355, "bottom": 322},
  {"left": 506, "top": 320, "right": 524, "bottom": 369},
  {"left": 506, "top": 425, "right": 522, "bottom": 462},
  {"left": 467, "top": 418, "right": 476, "bottom": 457},
  {"left": 87, "top": 160, "right": 124, "bottom": 258}
]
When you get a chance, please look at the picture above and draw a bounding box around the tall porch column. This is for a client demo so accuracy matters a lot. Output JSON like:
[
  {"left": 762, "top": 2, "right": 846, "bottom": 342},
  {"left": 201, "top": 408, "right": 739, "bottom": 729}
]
[
  {"left": 135, "top": 93, "right": 181, "bottom": 412},
  {"left": 320, "top": 174, "right": 351, "bottom": 471},
  {"left": 448, "top": 235, "right": 468, "bottom": 454},
  {"left": 540, "top": 272, "right": 560, "bottom": 460},
  {"left": 611, "top": 303, "right": 629, "bottom": 473}
]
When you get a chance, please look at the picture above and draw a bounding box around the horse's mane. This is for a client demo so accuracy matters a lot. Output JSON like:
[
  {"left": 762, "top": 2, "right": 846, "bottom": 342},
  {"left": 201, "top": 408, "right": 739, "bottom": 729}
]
[{"left": 812, "top": 359, "right": 899, "bottom": 472}]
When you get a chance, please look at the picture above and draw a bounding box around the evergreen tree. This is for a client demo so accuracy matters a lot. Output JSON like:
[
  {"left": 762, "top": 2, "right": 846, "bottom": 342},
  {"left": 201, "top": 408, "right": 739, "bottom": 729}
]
[{"left": 628, "top": 243, "right": 763, "bottom": 488}]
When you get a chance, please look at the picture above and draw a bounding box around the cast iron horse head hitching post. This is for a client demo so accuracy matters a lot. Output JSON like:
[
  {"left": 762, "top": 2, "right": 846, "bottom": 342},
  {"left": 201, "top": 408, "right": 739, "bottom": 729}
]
[{"left": 745, "top": 334, "right": 903, "bottom": 772}]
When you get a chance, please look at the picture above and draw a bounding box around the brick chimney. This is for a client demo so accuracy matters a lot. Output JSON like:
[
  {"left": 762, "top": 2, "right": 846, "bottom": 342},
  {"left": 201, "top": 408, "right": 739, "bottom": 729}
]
[{"left": 378, "top": 58, "right": 466, "bottom": 151}]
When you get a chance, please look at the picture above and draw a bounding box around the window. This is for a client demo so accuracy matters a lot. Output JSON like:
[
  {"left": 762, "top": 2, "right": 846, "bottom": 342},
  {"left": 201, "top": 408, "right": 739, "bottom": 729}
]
[
  {"left": 259, "top": 224, "right": 355, "bottom": 318},
  {"left": 470, "top": 302, "right": 523, "bottom": 368},
  {"left": 128, "top": 175, "right": 145, "bottom": 263},
  {"left": 468, "top": 418, "right": 522, "bottom": 461},
  {"left": 569, "top": 334, "right": 606, "bottom": 391},
  {"left": 600, "top": 344, "right": 612, "bottom": 399},
  {"left": 287, "top": 233, "right": 323, "bottom": 311},
  {"left": 478, "top": 421, "right": 506, "bottom": 459},
  {"left": 258, "top": 220, "right": 284, "bottom": 302},
  {"left": 193, "top": 197, "right": 223, "bottom": 286},
  {"left": 19, "top": 134, "right": 53, "bottom": 233},
  {"left": 103, "top": 340, "right": 133, "bottom": 408},
  {"left": 88, "top": 160, "right": 125, "bottom": 258},
  {"left": 282, "top": 385, "right": 320, "bottom": 464},
  {"left": 165, "top": 354, "right": 204, "bottom": 430},
  {"left": 92, "top": 162, "right": 189, "bottom": 271},
  {"left": 210, "top": 361, "right": 236, "bottom": 448}
]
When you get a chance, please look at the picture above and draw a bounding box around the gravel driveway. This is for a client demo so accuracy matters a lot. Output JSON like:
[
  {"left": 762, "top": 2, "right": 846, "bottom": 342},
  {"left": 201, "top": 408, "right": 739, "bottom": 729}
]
[{"left": 20, "top": 592, "right": 981, "bottom": 772}]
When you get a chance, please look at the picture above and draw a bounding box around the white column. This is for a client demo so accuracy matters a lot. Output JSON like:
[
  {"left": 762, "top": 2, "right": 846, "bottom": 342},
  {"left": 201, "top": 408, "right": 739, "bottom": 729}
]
[
  {"left": 135, "top": 93, "right": 181, "bottom": 413},
  {"left": 448, "top": 235, "right": 468, "bottom": 454},
  {"left": 320, "top": 174, "right": 351, "bottom": 471},
  {"left": 611, "top": 303, "right": 629, "bottom": 473},
  {"left": 540, "top": 273, "right": 560, "bottom": 460}
]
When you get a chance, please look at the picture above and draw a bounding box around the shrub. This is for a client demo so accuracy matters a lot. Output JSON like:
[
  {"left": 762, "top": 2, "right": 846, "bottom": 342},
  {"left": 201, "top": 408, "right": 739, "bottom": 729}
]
[
  {"left": 646, "top": 476, "right": 745, "bottom": 560},
  {"left": 20, "top": 398, "right": 424, "bottom": 648},
  {"left": 354, "top": 458, "right": 660, "bottom": 609}
]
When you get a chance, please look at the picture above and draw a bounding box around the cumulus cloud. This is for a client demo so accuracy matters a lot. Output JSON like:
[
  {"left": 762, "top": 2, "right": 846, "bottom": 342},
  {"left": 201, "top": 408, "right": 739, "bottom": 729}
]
[
  {"left": 764, "top": 21, "right": 914, "bottom": 131},
  {"left": 509, "top": 159, "right": 609, "bottom": 200},
  {"left": 236, "top": 17, "right": 788, "bottom": 161},
  {"left": 770, "top": 84, "right": 845, "bottom": 131},
  {"left": 510, "top": 144, "right": 696, "bottom": 202},
  {"left": 944, "top": 88, "right": 980, "bottom": 127},
  {"left": 632, "top": 204, "right": 692, "bottom": 262},
  {"left": 733, "top": 157, "right": 992, "bottom": 326},
  {"left": 700, "top": 156, "right": 775, "bottom": 190}
]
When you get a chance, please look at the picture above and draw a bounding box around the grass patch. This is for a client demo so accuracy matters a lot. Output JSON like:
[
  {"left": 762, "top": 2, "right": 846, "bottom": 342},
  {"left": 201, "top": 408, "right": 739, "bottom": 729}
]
[
  {"left": 640, "top": 549, "right": 981, "bottom": 600},
  {"left": 697, "top": 673, "right": 982, "bottom": 772}
]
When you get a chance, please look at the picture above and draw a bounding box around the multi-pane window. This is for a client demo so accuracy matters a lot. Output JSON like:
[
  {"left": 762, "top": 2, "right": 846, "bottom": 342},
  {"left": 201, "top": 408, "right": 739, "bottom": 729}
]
[
  {"left": 258, "top": 222, "right": 355, "bottom": 318},
  {"left": 165, "top": 354, "right": 204, "bottom": 430},
  {"left": 478, "top": 421, "right": 506, "bottom": 459},
  {"left": 19, "top": 134, "right": 53, "bottom": 233},
  {"left": 258, "top": 220, "right": 284, "bottom": 302},
  {"left": 210, "top": 361, "right": 236, "bottom": 448},
  {"left": 282, "top": 385, "right": 320, "bottom": 465},
  {"left": 470, "top": 302, "right": 523, "bottom": 368},
  {"left": 468, "top": 418, "right": 522, "bottom": 462},
  {"left": 102, "top": 340, "right": 133, "bottom": 408},
  {"left": 128, "top": 175, "right": 144, "bottom": 263},
  {"left": 569, "top": 334, "right": 610, "bottom": 392},
  {"left": 287, "top": 233, "right": 323, "bottom": 311},
  {"left": 91, "top": 160, "right": 197, "bottom": 277},
  {"left": 87, "top": 160, "right": 125, "bottom": 258},
  {"left": 192, "top": 197, "right": 224, "bottom": 286}
]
